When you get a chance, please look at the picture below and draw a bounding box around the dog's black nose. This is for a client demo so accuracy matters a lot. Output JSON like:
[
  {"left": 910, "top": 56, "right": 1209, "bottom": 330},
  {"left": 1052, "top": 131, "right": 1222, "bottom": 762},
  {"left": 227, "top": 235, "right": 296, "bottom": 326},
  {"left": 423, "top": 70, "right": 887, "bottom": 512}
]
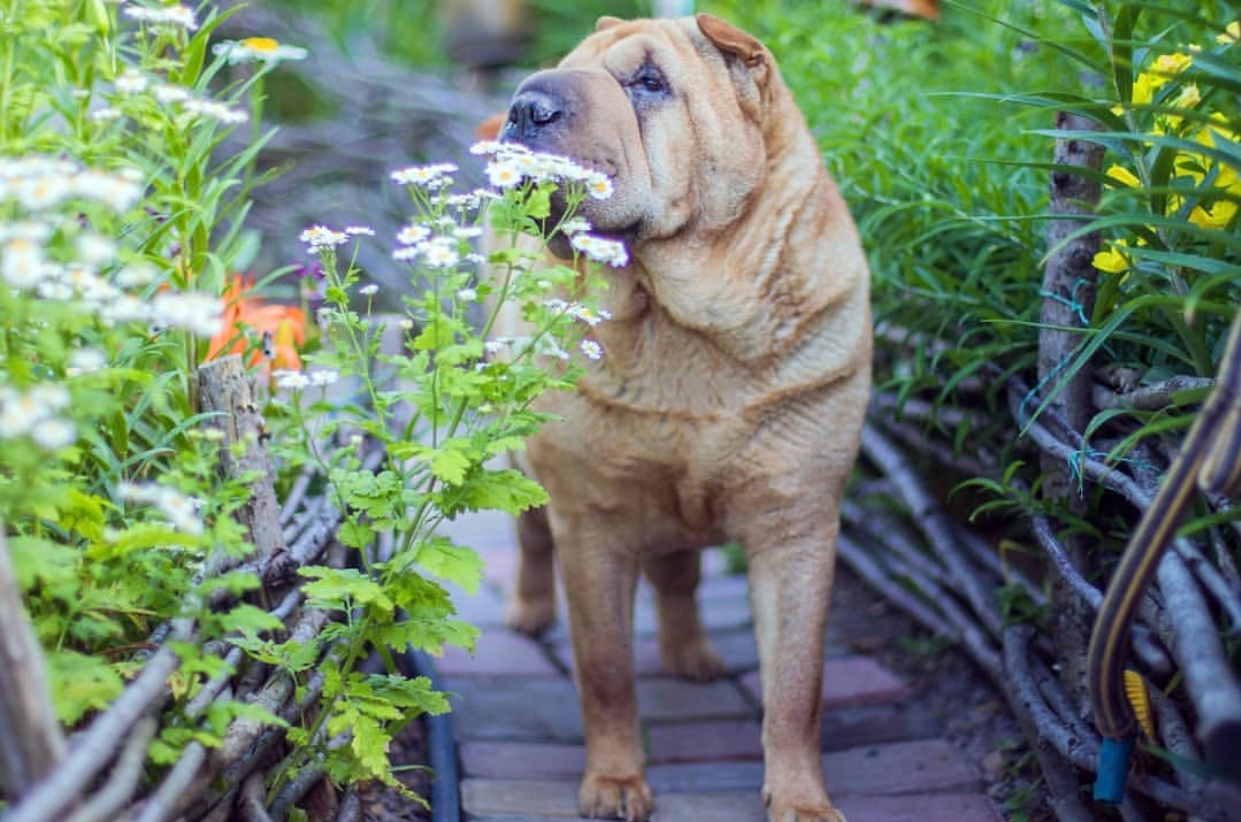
[{"left": 503, "top": 89, "right": 566, "bottom": 141}]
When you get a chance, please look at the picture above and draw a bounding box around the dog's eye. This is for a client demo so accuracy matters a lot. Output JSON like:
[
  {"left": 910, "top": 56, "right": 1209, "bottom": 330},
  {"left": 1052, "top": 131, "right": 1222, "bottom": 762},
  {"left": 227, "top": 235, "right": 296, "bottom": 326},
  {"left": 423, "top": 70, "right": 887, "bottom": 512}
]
[
  {"left": 639, "top": 74, "right": 666, "bottom": 93},
  {"left": 625, "top": 67, "right": 669, "bottom": 102}
]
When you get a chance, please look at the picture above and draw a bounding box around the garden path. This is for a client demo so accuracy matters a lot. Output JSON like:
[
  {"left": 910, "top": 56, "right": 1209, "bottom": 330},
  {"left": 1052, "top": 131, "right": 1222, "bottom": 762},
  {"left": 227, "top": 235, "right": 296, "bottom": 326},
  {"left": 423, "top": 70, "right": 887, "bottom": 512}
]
[{"left": 432, "top": 509, "right": 1007, "bottom": 822}]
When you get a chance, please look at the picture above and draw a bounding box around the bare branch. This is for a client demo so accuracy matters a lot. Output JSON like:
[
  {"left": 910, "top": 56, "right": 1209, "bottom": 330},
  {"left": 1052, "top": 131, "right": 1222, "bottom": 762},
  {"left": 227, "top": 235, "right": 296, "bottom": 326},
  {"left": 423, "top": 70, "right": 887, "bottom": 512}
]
[
  {"left": 61, "top": 717, "right": 157, "bottom": 822},
  {"left": 0, "top": 523, "right": 65, "bottom": 801},
  {"left": 6, "top": 621, "right": 191, "bottom": 822},
  {"left": 1092, "top": 375, "right": 1215, "bottom": 411}
]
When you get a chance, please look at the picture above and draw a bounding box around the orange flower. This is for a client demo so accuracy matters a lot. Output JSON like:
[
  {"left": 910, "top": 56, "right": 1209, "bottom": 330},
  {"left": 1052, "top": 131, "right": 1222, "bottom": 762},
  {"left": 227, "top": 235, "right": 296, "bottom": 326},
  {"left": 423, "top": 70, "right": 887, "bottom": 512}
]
[{"left": 206, "top": 276, "right": 306, "bottom": 371}]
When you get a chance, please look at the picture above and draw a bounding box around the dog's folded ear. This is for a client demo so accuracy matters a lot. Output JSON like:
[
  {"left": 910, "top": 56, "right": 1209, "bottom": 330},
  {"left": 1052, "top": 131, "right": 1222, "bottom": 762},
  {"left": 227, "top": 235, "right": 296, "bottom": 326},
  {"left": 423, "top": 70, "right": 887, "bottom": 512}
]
[
  {"left": 596, "top": 16, "right": 624, "bottom": 32},
  {"left": 695, "top": 14, "right": 765, "bottom": 68}
]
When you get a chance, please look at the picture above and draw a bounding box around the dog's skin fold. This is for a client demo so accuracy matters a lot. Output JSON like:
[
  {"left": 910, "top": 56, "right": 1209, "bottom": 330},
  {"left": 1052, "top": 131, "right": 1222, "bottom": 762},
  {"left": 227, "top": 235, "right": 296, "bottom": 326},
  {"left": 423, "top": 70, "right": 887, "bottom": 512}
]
[{"left": 493, "top": 14, "right": 871, "bottom": 822}]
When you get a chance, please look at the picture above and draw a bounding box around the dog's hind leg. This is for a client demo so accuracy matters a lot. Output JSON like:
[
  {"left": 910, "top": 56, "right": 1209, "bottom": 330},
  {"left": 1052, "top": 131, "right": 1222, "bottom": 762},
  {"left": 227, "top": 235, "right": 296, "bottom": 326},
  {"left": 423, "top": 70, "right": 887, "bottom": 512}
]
[
  {"left": 642, "top": 551, "right": 725, "bottom": 681},
  {"left": 504, "top": 506, "right": 558, "bottom": 635}
]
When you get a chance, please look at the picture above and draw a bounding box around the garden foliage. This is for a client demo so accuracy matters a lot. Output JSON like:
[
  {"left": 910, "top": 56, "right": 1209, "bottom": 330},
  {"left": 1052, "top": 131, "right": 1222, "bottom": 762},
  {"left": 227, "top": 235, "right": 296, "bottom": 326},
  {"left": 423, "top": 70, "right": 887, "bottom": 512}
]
[{"left": 0, "top": 0, "right": 616, "bottom": 811}]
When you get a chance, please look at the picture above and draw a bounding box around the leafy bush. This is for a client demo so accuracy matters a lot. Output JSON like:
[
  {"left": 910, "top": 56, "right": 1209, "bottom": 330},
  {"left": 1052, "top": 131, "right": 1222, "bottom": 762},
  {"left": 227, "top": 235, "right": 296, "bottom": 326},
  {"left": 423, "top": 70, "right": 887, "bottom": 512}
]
[
  {"left": 702, "top": 0, "right": 1240, "bottom": 815},
  {"left": 0, "top": 0, "right": 617, "bottom": 815}
]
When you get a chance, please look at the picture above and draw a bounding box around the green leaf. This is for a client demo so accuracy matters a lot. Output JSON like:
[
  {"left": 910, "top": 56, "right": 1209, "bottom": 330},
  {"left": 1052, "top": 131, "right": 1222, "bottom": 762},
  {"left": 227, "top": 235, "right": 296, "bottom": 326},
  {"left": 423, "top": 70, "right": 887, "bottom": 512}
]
[
  {"left": 414, "top": 537, "right": 483, "bottom": 593},
  {"left": 46, "top": 650, "right": 123, "bottom": 724},
  {"left": 525, "top": 185, "right": 553, "bottom": 220},
  {"left": 299, "top": 566, "right": 394, "bottom": 614},
  {"left": 89, "top": 523, "right": 201, "bottom": 560},
  {"left": 458, "top": 468, "right": 548, "bottom": 514},
  {"left": 429, "top": 443, "right": 473, "bottom": 485},
  {"left": 338, "top": 519, "right": 377, "bottom": 550},
  {"left": 412, "top": 315, "right": 454, "bottom": 351}
]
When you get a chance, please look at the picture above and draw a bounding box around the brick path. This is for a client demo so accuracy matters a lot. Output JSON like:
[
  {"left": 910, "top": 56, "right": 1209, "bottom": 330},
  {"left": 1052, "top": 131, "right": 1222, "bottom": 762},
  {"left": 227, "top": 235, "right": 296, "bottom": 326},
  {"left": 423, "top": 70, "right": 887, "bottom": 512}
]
[{"left": 435, "top": 509, "right": 1003, "bottom": 822}]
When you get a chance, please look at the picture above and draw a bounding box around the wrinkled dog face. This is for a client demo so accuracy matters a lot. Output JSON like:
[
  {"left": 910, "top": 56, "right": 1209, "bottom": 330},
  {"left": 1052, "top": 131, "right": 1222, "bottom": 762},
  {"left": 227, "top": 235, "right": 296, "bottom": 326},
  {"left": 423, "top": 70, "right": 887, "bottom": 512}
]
[{"left": 500, "top": 16, "right": 769, "bottom": 251}]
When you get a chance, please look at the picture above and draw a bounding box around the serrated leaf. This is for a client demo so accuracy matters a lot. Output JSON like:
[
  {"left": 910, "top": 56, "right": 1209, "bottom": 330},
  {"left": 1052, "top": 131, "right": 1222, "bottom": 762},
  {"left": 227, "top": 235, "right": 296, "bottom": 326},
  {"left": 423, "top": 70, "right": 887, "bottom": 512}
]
[
  {"left": 46, "top": 650, "right": 123, "bottom": 724},
  {"left": 412, "top": 315, "right": 454, "bottom": 351},
  {"left": 430, "top": 443, "right": 473, "bottom": 485},
  {"left": 299, "top": 566, "right": 394, "bottom": 614},
  {"left": 414, "top": 538, "right": 483, "bottom": 594},
  {"left": 458, "top": 468, "right": 548, "bottom": 514}
]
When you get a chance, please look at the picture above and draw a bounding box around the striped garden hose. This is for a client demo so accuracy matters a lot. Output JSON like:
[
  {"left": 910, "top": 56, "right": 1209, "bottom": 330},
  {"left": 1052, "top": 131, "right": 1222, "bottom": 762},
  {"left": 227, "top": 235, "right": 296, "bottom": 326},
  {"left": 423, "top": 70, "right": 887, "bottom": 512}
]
[{"left": 1086, "top": 310, "right": 1241, "bottom": 802}]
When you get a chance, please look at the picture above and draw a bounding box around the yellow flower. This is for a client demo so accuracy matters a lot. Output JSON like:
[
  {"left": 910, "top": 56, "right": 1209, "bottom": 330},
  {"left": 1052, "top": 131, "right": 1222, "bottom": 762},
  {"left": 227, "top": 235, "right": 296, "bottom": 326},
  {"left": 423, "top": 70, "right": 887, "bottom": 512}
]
[
  {"left": 1218, "top": 21, "right": 1239, "bottom": 45},
  {"left": 1171, "top": 84, "right": 1201, "bottom": 110},
  {"left": 1093, "top": 241, "right": 1131, "bottom": 274},
  {"left": 1106, "top": 165, "right": 1141, "bottom": 188},
  {"left": 1151, "top": 52, "right": 1193, "bottom": 77}
]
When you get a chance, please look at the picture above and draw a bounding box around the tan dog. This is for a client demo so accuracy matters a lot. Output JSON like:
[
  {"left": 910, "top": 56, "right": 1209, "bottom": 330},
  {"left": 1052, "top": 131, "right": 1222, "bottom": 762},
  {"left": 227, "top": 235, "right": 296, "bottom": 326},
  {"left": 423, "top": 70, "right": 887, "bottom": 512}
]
[{"left": 496, "top": 14, "right": 871, "bottom": 822}]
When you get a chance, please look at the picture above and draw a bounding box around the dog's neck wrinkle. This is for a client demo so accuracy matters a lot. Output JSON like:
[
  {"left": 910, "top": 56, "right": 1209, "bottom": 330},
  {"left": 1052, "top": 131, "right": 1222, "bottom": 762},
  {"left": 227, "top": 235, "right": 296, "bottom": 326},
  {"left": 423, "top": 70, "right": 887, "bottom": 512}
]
[{"left": 629, "top": 139, "right": 857, "bottom": 363}]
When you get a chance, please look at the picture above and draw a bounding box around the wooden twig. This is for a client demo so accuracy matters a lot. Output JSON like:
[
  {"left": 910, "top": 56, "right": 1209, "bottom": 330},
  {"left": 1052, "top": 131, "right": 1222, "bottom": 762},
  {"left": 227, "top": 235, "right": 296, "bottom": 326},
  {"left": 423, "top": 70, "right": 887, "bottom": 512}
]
[
  {"left": 6, "top": 621, "right": 191, "bottom": 822},
  {"left": 198, "top": 355, "right": 288, "bottom": 562},
  {"left": 1092, "top": 375, "right": 1215, "bottom": 411},
  {"left": 60, "top": 717, "right": 156, "bottom": 822},
  {"left": 0, "top": 523, "right": 66, "bottom": 802},
  {"left": 859, "top": 423, "right": 1004, "bottom": 637},
  {"left": 239, "top": 774, "right": 275, "bottom": 822}
]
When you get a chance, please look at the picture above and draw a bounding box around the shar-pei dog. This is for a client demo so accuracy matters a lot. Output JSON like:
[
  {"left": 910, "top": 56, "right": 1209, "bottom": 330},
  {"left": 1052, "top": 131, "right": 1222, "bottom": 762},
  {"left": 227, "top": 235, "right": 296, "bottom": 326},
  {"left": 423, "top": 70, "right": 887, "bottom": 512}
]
[{"left": 495, "top": 13, "right": 872, "bottom": 822}]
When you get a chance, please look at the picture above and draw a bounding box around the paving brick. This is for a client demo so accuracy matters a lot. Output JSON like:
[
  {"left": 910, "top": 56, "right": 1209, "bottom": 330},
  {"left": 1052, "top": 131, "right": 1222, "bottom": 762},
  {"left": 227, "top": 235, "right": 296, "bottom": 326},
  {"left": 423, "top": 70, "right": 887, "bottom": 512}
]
[
  {"left": 647, "top": 760, "right": 764, "bottom": 794},
  {"left": 446, "top": 678, "right": 582, "bottom": 742},
  {"left": 821, "top": 703, "right": 938, "bottom": 751},
  {"left": 461, "top": 778, "right": 580, "bottom": 819},
  {"left": 834, "top": 793, "right": 1003, "bottom": 822},
  {"left": 646, "top": 719, "right": 763, "bottom": 764},
  {"left": 710, "top": 628, "right": 760, "bottom": 673},
  {"left": 646, "top": 791, "right": 1001, "bottom": 822},
  {"left": 460, "top": 741, "right": 584, "bottom": 780},
  {"left": 450, "top": 584, "right": 510, "bottom": 628},
  {"left": 637, "top": 678, "right": 753, "bottom": 722},
  {"left": 438, "top": 630, "right": 561, "bottom": 678},
  {"left": 437, "top": 509, "right": 520, "bottom": 554},
  {"left": 822, "top": 739, "right": 980, "bottom": 796},
  {"left": 644, "top": 739, "right": 977, "bottom": 797},
  {"left": 646, "top": 791, "right": 765, "bottom": 822},
  {"left": 739, "top": 656, "right": 909, "bottom": 709},
  {"left": 553, "top": 634, "right": 752, "bottom": 679}
]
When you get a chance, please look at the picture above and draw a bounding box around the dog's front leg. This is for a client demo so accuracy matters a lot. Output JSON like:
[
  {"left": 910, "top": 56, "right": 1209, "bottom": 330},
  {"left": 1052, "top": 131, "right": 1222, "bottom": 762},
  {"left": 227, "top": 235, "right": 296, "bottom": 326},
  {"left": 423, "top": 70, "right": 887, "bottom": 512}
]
[
  {"left": 555, "top": 512, "right": 653, "bottom": 821},
  {"left": 746, "top": 531, "right": 846, "bottom": 822}
]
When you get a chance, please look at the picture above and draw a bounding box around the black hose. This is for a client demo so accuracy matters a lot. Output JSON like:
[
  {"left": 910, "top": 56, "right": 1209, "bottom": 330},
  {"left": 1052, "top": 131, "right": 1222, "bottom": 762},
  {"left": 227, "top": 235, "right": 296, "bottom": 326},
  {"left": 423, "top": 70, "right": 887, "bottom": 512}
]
[{"left": 398, "top": 643, "right": 460, "bottom": 822}]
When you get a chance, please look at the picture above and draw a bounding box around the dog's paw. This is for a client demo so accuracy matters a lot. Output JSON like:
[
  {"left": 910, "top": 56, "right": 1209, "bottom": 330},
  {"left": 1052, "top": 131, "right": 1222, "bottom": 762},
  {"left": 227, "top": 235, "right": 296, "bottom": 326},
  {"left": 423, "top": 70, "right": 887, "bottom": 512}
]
[
  {"left": 660, "top": 638, "right": 726, "bottom": 682},
  {"left": 504, "top": 593, "right": 556, "bottom": 636},
  {"left": 765, "top": 793, "right": 847, "bottom": 822},
  {"left": 578, "top": 773, "right": 654, "bottom": 821}
]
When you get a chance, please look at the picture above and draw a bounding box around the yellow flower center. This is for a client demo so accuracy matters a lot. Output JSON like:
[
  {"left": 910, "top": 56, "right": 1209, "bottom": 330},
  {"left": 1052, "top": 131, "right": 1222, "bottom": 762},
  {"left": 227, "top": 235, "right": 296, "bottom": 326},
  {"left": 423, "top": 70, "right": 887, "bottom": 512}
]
[{"left": 241, "top": 37, "right": 279, "bottom": 53}]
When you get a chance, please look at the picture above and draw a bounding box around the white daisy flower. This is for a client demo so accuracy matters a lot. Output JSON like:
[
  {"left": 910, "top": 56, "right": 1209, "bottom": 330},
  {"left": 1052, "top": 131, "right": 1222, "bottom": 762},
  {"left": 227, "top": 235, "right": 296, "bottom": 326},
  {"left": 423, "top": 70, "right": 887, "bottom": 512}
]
[
  {"left": 299, "top": 224, "right": 349, "bottom": 252},
  {"left": 212, "top": 37, "right": 308, "bottom": 65},
  {"left": 153, "top": 84, "right": 191, "bottom": 105},
  {"left": 2, "top": 238, "right": 46, "bottom": 288},
  {"left": 396, "top": 224, "right": 431, "bottom": 245},
  {"left": 274, "top": 370, "right": 310, "bottom": 390},
  {"left": 115, "top": 69, "right": 148, "bottom": 94},
  {"left": 30, "top": 417, "right": 76, "bottom": 450},
  {"left": 579, "top": 339, "right": 604, "bottom": 361},
  {"left": 359, "top": 283, "right": 379, "bottom": 296}
]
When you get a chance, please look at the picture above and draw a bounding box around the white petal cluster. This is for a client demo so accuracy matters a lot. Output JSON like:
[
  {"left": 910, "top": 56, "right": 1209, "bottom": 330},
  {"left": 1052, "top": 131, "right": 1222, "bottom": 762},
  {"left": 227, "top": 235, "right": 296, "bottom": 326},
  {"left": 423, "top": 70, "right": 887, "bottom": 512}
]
[
  {"left": 0, "top": 156, "right": 144, "bottom": 214},
  {"left": 570, "top": 233, "right": 629, "bottom": 267},
  {"left": 471, "top": 141, "right": 613, "bottom": 196},
  {"left": 390, "top": 163, "right": 458, "bottom": 190},
  {"left": 299, "top": 224, "right": 350, "bottom": 253},
  {"left": 118, "top": 481, "right": 205, "bottom": 535},
  {"left": 0, "top": 384, "right": 76, "bottom": 450},
  {"left": 122, "top": 3, "right": 198, "bottom": 30},
  {"left": 212, "top": 38, "right": 309, "bottom": 65}
]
